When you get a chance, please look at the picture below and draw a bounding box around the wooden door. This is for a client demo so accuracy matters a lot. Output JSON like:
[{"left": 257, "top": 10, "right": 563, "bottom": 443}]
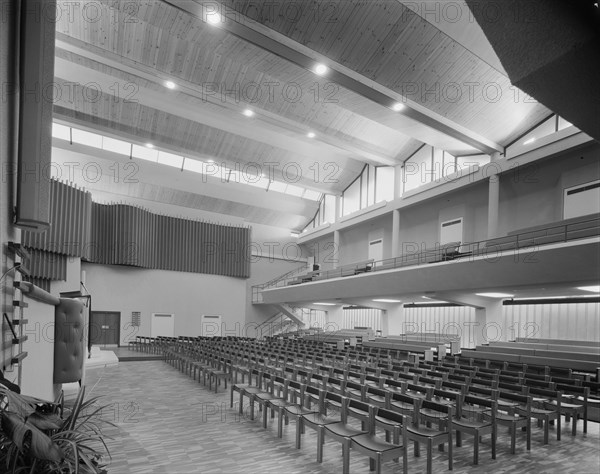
[{"left": 90, "top": 311, "right": 121, "bottom": 346}]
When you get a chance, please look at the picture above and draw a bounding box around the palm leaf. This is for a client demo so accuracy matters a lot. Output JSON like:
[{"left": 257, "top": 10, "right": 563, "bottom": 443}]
[{"left": 65, "top": 388, "right": 86, "bottom": 432}]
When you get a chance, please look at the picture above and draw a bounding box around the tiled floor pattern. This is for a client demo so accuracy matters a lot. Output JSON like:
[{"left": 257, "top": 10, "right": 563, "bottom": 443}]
[{"left": 83, "top": 360, "right": 600, "bottom": 474}]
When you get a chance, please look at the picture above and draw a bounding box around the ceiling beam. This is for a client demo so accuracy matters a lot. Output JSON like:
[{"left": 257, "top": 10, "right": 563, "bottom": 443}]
[
  {"left": 55, "top": 35, "right": 398, "bottom": 167},
  {"left": 163, "top": 0, "right": 503, "bottom": 154}
]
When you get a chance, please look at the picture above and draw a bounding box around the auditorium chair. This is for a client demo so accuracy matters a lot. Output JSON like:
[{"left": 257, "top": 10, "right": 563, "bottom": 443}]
[
  {"left": 454, "top": 394, "right": 498, "bottom": 465},
  {"left": 403, "top": 399, "right": 455, "bottom": 474},
  {"left": 321, "top": 397, "right": 372, "bottom": 474},
  {"left": 350, "top": 407, "right": 406, "bottom": 474}
]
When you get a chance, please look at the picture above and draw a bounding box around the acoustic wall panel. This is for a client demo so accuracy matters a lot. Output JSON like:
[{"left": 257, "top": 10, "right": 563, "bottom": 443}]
[
  {"left": 22, "top": 179, "right": 92, "bottom": 257},
  {"left": 89, "top": 203, "right": 251, "bottom": 278}
]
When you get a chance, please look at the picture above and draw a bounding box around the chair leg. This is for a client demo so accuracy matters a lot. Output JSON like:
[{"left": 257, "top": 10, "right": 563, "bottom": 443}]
[
  {"left": 510, "top": 425, "right": 516, "bottom": 454},
  {"left": 262, "top": 404, "right": 268, "bottom": 429},
  {"left": 277, "top": 409, "right": 284, "bottom": 438},
  {"left": 296, "top": 418, "right": 302, "bottom": 449},
  {"left": 426, "top": 438, "right": 433, "bottom": 474},
  {"left": 448, "top": 433, "right": 453, "bottom": 471},
  {"left": 342, "top": 441, "right": 350, "bottom": 474},
  {"left": 317, "top": 426, "right": 325, "bottom": 462}
]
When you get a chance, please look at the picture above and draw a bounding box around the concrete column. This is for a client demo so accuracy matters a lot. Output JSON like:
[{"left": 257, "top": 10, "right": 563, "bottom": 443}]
[
  {"left": 325, "top": 306, "right": 344, "bottom": 332},
  {"left": 394, "top": 165, "right": 404, "bottom": 200},
  {"left": 333, "top": 230, "right": 340, "bottom": 269},
  {"left": 392, "top": 209, "right": 400, "bottom": 258},
  {"left": 487, "top": 152, "right": 501, "bottom": 239},
  {"left": 381, "top": 303, "right": 404, "bottom": 336},
  {"left": 472, "top": 300, "right": 505, "bottom": 346}
]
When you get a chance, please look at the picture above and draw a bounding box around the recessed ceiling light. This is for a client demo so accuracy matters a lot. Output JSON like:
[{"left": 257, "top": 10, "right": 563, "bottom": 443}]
[
  {"left": 577, "top": 285, "right": 600, "bottom": 293},
  {"left": 243, "top": 109, "right": 255, "bottom": 117},
  {"left": 206, "top": 11, "right": 222, "bottom": 25},
  {"left": 314, "top": 64, "right": 328, "bottom": 76},
  {"left": 290, "top": 232, "right": 300, "bottom": 238},
  {"left": 373, "top": 299, "right": 402, "bottom": 303},
  {"left": 207, "top": 159, "right": 214, "bottom": 163},
  {"left": 523, "top": 137, "right": 536, "bottom": 145},
  {"left": 165, "top": 81, "right": 176, "bottom": 89},
  {"left": 476, "top": 292, "right": 514, "bottom": 298},
  {"left": 307, "top": 132, "right": 316, "bottom": 138},
  {"left": 145, "top": 143, "right": 154, "bottom": 148},
  {"left": 313, "top": 302, "right": 336, "bottom": 306},
  {"left": 392, "top": 102, "right": 405, "bottom": 112}
]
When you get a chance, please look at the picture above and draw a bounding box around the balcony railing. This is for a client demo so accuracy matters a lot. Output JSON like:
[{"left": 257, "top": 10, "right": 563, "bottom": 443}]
[{"left": 251, "top": 216, "right": 599, "bottom": 302}]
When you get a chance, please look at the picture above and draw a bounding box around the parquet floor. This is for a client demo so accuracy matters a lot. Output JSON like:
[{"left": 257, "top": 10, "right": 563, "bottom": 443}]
[{"left": 83, "top": 361, "right": 600, "bottom": 474}]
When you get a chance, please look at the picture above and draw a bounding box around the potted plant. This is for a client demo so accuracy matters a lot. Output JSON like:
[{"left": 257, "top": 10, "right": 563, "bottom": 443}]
[{"left": 0, "top": 384, "right": 114, "bottom": 473}]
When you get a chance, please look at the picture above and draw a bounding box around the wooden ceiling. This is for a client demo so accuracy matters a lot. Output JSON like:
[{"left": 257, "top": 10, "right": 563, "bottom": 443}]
[{"left": 52, "top": 0, "right": 553, "bottom": 231}]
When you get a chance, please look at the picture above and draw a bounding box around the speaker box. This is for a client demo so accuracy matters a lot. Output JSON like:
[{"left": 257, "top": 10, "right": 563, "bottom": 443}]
[{"left": 15, "top": 0, "right": 56, "bottom": 231}]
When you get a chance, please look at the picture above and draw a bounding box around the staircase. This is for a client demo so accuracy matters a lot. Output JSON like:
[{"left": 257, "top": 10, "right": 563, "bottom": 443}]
[{"left": 256, "top": 304, "right": 306, "bottom": 339}]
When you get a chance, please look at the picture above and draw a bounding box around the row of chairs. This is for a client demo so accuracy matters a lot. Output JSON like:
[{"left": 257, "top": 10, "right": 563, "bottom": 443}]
[
  {"left": 164, "top": 346, "right": 231, "bottom": 393},
  {"left": 231, "top": 366, "right": 527, "bottom": 473},
  {"left": 160, "top": 338, "right": 589, "bottom": 473},
  {"left": 162, "top": 337, "right": 592, "bottom": 437}
]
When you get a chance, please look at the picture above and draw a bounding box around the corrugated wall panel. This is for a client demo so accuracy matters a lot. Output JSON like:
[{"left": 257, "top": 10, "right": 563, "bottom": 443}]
[
  {"left": 404, "top": 305, "right": 476, "bottom": 348},
  {"left": 21, "top": 180, "right": 92, "bottom": 283},
  {"left": 22, "top": 179, "right": 92, "bottom": 257},
  {"left": 88, "top": 202, "right": 250, "bottom": 278},
  {"left": 24, "top": 249, "right": 67, "bottom": 281},
  {"left": 342, "top": 308, "right": 382, "bottom": 332},
  {"left": 502, "top": 303, "right": 600, "bottom": 342}
]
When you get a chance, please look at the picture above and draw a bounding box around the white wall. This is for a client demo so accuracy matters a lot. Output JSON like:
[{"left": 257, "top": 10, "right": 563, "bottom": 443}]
[
  {"left": 339, "top": 215, "right": 393, "bottom": 266},
  {"left": 498, "top": 143, "right": 600, "bottom": 234},
  {"left": 19, "top": 299, "right": 58, "bottom": 401},
  {"left": 82, "top": 263, "right": 247, "bottom": 343}
]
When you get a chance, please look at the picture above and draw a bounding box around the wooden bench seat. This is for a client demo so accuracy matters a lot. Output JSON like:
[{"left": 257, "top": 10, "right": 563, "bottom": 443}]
[
  {"left": 489, "top": 342, "right": 600, "bottom": 354},
  {"left": 516, "top": 338, "right": 600, "bottom": 347},
  {"left": 460, "top": 349, "right": 522, "bottom": 364}
]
